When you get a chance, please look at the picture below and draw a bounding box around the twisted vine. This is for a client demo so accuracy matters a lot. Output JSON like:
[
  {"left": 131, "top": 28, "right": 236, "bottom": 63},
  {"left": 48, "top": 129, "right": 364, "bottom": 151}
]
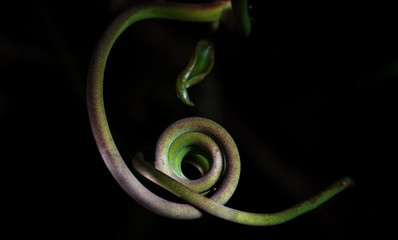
[{"left": 87, "top": 0, "right": 353, "bottom": 225}]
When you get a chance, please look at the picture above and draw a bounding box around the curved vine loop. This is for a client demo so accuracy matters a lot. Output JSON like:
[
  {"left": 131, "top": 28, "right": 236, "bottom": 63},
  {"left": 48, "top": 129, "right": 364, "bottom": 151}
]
[
  {"left": 87, "top": 0, "right": 353, "bottom": 225},
  {"left": 134, "top": 117, "right": 240, "bottom": 206}
]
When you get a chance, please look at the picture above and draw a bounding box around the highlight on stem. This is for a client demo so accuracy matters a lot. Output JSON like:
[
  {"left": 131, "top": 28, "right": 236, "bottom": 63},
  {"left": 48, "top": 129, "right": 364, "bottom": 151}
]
[{"left": 87, "top": 0, "right": 353, "bottom": 226}]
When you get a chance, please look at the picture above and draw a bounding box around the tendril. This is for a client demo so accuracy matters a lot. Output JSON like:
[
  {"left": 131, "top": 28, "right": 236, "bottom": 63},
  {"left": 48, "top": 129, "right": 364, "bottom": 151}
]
[
  {"left": 132, "top": 117, "right": 240, "bottom": 209},
  {"left": 87, "top": 0, "right": 353, "bottom": 225}
]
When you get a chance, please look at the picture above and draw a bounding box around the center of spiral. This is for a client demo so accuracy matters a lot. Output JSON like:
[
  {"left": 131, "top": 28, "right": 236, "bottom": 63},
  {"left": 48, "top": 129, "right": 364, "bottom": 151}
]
[
  {"left": 159, "top": 132, "right": 223, "bottom": 194},
  {"left": 180, "top": 149, "right": 211, "bottom": 180},
  {"left": 154, "top": 117, "right": 240, "bottom": 203}
]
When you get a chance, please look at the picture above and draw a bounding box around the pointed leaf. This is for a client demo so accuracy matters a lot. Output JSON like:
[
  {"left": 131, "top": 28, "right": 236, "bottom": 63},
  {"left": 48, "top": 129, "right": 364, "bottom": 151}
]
[{"left": 176, "top": 39, "right": 215, "bottom": 106}]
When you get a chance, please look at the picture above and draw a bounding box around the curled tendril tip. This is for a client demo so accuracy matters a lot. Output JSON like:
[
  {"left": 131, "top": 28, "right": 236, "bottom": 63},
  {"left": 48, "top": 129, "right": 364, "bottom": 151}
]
[{"left": 87, "top": 0, "right": 352, "bottom": 226}]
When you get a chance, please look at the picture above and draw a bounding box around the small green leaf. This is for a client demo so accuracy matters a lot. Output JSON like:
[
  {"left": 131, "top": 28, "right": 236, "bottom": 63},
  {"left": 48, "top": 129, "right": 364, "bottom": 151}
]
[{"left": 176, "top": 39, "right": 215, "bottom": 106}]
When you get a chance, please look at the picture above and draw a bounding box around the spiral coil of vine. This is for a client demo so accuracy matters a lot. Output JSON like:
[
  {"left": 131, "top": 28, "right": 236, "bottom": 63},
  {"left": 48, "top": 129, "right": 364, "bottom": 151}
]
[
  {"left": 133, "top": 117, "right": 240, "bottom": 203},
  {"left": 87, "top": 1, "right": 353, "bottom": 225}
]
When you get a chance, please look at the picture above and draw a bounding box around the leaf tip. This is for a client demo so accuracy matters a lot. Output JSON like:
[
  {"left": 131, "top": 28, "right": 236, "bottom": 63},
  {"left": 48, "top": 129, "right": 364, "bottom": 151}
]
[{"left": 177, "top": 86, "right": 195, "bottom": 107}]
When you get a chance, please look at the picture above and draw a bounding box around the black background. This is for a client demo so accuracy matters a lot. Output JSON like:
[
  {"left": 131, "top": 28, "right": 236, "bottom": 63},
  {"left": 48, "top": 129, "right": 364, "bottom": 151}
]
[{"left": 2, "top": 0, "right": 396, "bottom": 239}]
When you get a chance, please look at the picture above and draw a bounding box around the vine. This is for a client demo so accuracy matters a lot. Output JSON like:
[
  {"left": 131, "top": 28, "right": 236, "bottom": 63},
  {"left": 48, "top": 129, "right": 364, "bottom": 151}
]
[{"left": 87, "top": 0, "right": 353, "bottom": 225}]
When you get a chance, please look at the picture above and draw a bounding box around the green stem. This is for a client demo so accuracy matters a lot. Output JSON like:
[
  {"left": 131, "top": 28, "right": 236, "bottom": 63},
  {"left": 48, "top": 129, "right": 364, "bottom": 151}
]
[
  {"left": 134, "top": 154, "right": 353, "bottom": 225},
  {"left": 131, "top": 117, "right": 353, "bottom": 225},
  {"left": 231, "top": 0, "right": 251, "bottom": 36},
  {"left": 87, "top": 1, "right": 233, "bottom": 219},
  {"left": 87, "top": 1, "right": 352, "bottom": 225}
]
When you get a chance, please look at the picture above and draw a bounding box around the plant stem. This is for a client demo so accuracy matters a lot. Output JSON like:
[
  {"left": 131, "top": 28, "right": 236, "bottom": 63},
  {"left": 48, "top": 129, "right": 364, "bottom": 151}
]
[
  {"left": 87, "top": 1, "right": 353, "bottom": 225},
  {"left": 87, "top": 1, "right": 233, "bottom": 219}
]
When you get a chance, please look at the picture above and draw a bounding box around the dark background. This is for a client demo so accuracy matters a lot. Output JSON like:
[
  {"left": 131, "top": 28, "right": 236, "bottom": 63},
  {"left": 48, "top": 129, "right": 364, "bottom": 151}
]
[{"left": 2, "top": 0, "right": 396, "bottom": 239}]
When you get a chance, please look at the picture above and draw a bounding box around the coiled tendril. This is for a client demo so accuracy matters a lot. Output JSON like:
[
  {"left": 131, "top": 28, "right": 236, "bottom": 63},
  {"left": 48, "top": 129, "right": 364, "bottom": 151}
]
[
  {"left": 135, "top": 117, "right": 240, "bottom": 204},
  {"left": 87, "top": 0, "right": 353, "bottom": 225}
]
